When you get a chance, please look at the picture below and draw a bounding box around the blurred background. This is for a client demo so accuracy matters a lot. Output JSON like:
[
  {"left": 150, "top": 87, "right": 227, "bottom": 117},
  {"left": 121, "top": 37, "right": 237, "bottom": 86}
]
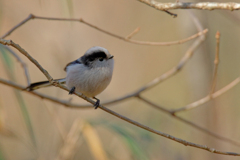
[{"left": 1, "top": 0, "right": 240, "bottom": 159}]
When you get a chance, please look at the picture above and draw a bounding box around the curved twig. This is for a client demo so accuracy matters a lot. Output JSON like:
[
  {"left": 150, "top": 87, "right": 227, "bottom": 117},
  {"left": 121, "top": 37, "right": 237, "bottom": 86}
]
[{"left": 1, "top": 14, "right": 207, "bottom": 46}]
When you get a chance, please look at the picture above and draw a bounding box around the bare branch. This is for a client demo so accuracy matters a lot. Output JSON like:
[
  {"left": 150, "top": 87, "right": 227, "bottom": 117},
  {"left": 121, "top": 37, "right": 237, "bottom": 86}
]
[
  {"left": 1, "top": 39, "right": 240, "bottom": 156},
  {"left": 138, "top": 96, "right": 240, "bottom": 148},
  {"left": 138, "top": 0, "right": 240, "bottom": 11},
  {"left": 126, "top": 29, "right": 208, "bottom": 46},
  {"left": 172, "top": 77, "right": 240, "bottom": 113},
  {"left": 0, "top": 14, "right": 207, "bottom": 46},
  {"left": 163, "top": 10, "right": 177, "bottom": 17},
  {"left": 125, "top": 27, "right": 141, "bottom": 39}
]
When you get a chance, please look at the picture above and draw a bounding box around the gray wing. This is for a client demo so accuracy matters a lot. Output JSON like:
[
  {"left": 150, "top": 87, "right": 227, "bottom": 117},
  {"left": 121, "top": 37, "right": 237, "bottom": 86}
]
[{"left": 64, "top": 59, "right": 82, "bottom": 71}]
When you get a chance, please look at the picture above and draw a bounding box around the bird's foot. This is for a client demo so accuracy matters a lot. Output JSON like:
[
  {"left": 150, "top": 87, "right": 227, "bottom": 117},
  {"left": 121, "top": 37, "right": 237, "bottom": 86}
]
[
  {"left": 69, "top": 87, "right": 75, "bottom": 95},
  {"left": 93, "top": 97, "right": 100, "bottom": 109}
]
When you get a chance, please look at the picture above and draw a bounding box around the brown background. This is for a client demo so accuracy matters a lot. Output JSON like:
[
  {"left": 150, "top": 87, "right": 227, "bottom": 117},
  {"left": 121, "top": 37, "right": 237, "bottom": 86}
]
[{"left": 1, "top": 0, "right": 240, "bottom": 160}]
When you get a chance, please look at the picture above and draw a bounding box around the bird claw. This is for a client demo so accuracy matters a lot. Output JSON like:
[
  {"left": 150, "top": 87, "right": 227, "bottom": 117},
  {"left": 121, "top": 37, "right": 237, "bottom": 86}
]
[
  {"left": 93, "top": 97, "right": 100, "bottom": 109},
  {"left": 69, "top": 87, "right": 75, "bottom": 95}
]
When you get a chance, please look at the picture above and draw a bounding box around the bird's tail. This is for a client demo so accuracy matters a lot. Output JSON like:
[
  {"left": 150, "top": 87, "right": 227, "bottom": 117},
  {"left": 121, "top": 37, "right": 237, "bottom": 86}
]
[{"left": 26, "top": 78, "right": 66, "bottom": 91}]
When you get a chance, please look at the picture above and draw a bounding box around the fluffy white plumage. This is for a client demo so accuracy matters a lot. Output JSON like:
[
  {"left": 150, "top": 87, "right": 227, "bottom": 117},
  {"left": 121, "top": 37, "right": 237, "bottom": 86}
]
[{"left": 66, "top": 47, "right": 114, "bottom": 97}]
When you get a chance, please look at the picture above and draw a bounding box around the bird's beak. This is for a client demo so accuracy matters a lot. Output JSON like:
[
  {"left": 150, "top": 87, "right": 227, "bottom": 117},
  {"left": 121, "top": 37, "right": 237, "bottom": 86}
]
[{"left": 109, "top": 55, "right": 114, "bottom": 59}]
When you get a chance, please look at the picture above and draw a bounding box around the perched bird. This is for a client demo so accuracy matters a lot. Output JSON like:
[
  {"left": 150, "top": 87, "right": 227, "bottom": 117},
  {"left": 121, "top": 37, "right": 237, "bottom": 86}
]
[{"left": 27, "top": 46, "right": 114, "bottom": 109}]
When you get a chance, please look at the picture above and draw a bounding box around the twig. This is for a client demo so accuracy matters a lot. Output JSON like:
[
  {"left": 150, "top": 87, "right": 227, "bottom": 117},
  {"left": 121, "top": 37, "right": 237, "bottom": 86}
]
[
  {"left": 138, "top": 0, "right": 240, "bottom": 11},
  {"left": 3, "top": 46, "right": 31, "bottom": 85},
  {"left": 34, "top": 15, "right": 207, "bottom": 45},
  {"left": 163, "top": 10, "right": 177, "bottom": 18},
  {"left": 172, "top": 77, "right": 240, "bottom": 113},
  {"left": 210, "top": 31, "right": 220, "bottom": 95},
  {"left": 1, "top": 39, "right": 240, "bottom": 156},
  {"left": 125, "top": 27, "right": 140, "bottom": 39},
  {"left": 0, "top": 14, "right": 207, "bottom": 46},
  {"left": 138, "top": 96, "right": 240, "bottom": 148}
]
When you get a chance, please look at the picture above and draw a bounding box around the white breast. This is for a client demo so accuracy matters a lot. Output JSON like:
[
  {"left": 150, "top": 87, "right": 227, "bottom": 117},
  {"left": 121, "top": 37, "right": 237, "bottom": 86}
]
[{"left": 66, "top": 60, "right": 114, "bottom": 97}]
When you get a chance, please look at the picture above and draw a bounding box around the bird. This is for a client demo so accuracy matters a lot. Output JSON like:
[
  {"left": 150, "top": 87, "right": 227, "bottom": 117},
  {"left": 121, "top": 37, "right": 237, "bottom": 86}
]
[{"left": 26, "top": 46, "right": 114, "bottom": 109}]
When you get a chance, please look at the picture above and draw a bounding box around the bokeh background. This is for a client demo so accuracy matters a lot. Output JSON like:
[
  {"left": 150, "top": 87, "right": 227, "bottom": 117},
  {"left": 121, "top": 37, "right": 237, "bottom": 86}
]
[{"left": 1, "top": 0, "right": 240, "bottom": 159}]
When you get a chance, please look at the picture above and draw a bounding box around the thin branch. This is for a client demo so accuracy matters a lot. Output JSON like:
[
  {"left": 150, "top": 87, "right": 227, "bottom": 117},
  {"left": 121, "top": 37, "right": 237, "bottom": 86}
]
[
  {"left": 1, "top": 39, "right": 240, "bottom": 156},
  {"left": 163, "top": 10, "right": 177, "bottom": 17},
  {"left": 172, "top": 77, "right": 240, "bottom": 113},
  {"left": 210, "top": 31, "right": 220, "bottom": 95},
  {"left": 3, "top": 46, "right": 31, "bottom": 85},
  {"left": 138, "top": 0, "right": 240, "bottom": 11},
  {"left": 138, "top": 96, "right": 240, "bottom": 148},
  {"left": 0, "top": 14, "right": 207, "bottom": 46},
  {"left": 125, "top": 27, "right": 141, "bottom": 39}
]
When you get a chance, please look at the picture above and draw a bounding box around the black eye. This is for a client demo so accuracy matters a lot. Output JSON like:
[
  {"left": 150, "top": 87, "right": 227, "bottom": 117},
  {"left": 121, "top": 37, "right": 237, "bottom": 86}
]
[{"left": 99, "top": 58, "right": 104, "bottom": 61}]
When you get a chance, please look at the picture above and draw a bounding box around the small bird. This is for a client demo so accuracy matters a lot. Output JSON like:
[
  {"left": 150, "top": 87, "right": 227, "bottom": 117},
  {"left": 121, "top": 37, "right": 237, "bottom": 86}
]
[{"left": 27, "top": 46, "right": 114, "bottom": 109}]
